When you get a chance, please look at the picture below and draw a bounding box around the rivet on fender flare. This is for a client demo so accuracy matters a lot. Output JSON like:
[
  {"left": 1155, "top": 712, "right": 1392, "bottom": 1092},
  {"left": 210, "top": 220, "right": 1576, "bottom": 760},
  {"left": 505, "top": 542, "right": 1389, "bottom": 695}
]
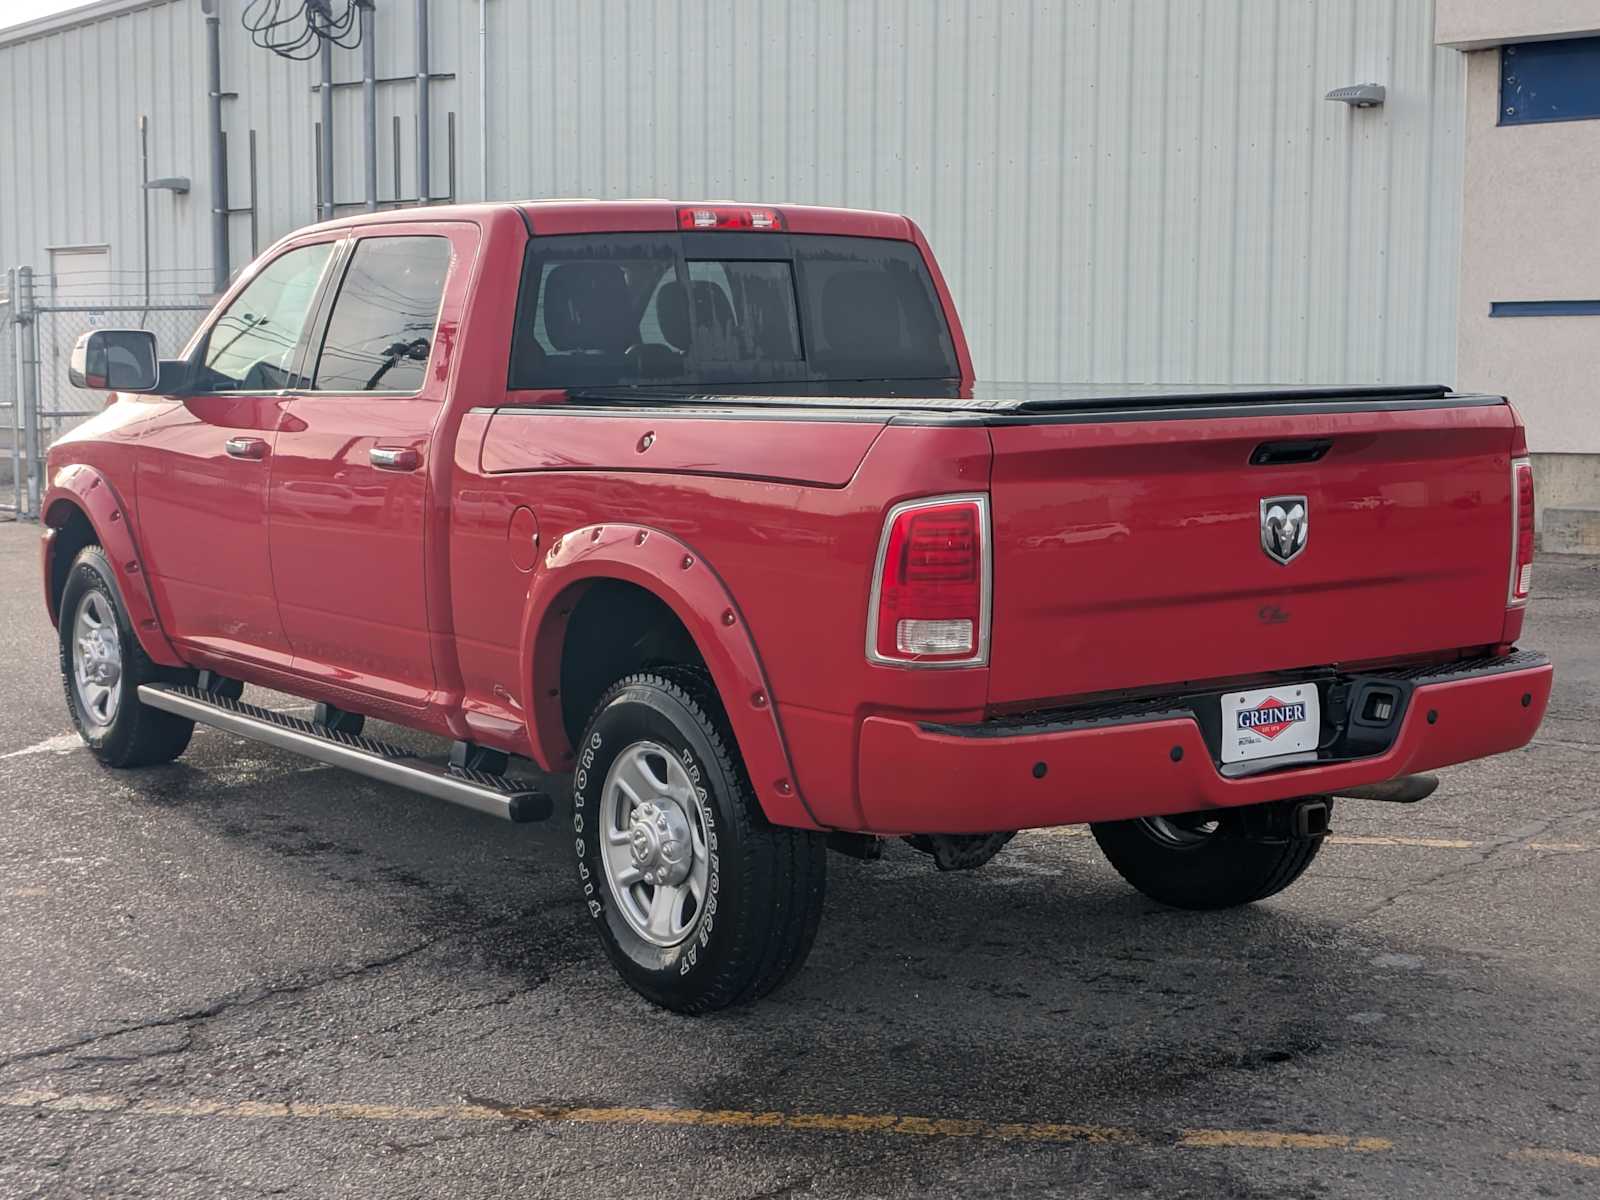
[
  {"left": 751, "top": 692, "right": 767, "bottom": 708},
  {"left": 721, "top": 609, "right": 736, "bottom": 626},
  {"left": 774, "top": 779, "right": 792, "bottom": 796},
  {"left": 635, "top": 530, "right": 648, "bottom": 545},
  {"left": 681, "top": 555, "right": 694, "bottom": 569},
  {"left": 590, "top": 527, "right": 602, "bottom": 541}
]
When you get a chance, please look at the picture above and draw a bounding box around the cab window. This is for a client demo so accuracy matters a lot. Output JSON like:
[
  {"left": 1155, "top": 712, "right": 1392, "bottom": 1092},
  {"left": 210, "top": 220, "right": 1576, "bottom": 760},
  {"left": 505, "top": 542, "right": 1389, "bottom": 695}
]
[
  {"left": 310, "top": 236, "right": 453, "bottom": 393},
  {"left": 196, "top": 243, "right": 334, "bottom": 392}
]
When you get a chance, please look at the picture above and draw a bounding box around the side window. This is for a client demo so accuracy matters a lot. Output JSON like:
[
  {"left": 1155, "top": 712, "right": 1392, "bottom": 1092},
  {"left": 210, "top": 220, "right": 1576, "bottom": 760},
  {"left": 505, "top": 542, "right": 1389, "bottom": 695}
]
[
  {"left": 200, "top": 242, "right": 334, "bottom": 391},
  {"left": 311, "top": 236, "right": 453, "bottom": 393}
]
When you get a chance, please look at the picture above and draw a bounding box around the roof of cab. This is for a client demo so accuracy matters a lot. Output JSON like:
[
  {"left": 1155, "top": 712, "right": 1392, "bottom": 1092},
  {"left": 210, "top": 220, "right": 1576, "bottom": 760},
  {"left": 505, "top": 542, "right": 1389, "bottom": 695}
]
[{"left": 295, "top": 200, "right": 916, "bottom": 241}]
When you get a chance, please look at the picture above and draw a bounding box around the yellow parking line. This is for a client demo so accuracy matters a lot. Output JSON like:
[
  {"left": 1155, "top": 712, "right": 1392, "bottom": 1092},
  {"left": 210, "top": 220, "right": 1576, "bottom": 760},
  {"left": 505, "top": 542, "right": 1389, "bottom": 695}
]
[
  {"left": 1179, "top": 1129, "right": 1391, "bottom": 1152},
  {"left": 3, "top": 1088, "right": 1392, "bottom": 1152},
  {"left": 1524, "top": 842, "right": 1595, "bottom": 852},
  {"left": 1511, "top": 1148, "right": 1600, "bottom": 1170},
  {"left": 1029, "top": 829, "right": 1595, "bottom": 853},
  {"left": 8, "top": 1088, "right": 1595, "bottom": 1168},
  {"left": 1327, "top": 835, "right": 1478, "bottom": 849}
]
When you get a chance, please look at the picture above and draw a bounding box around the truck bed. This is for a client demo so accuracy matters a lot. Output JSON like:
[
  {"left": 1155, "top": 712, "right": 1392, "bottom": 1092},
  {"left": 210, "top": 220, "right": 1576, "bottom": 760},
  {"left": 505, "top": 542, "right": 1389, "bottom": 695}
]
[{"left": 514, "top": 378, "right": 1519, "bottom": 713}]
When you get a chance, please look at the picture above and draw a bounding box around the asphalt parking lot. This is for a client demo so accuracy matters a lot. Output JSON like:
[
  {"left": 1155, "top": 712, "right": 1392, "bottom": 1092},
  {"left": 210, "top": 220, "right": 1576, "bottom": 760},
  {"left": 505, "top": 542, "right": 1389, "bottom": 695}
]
[{"left": 0, "top": 519, "right": 1596, "bottom": 1198}]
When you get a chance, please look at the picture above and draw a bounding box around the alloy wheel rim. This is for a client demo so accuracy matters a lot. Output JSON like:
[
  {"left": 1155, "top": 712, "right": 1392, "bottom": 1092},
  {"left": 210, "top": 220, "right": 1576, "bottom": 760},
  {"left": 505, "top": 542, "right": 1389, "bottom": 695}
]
[
  {"left": 1138, "top": 813, "right": 1223, "bottom": 847},
  {"left": 598, "top": 740, "right": 711, "bottom": 948},
  {"left": 72, "top": 591, "right": 123, "bottom": 729}
]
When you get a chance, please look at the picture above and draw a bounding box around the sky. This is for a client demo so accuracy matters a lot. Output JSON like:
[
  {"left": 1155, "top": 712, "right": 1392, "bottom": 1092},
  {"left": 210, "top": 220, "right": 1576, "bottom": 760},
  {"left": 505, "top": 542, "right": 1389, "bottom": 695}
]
[{"left": 1, "top": 0, "right": 104, "bottom": 34}]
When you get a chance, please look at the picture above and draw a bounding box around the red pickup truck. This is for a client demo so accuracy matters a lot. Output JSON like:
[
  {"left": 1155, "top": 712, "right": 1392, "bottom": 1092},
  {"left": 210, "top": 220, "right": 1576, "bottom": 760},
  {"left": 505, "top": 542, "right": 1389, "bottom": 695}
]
[{"left": 45, "top": 201, "right": 1552, "bottom": 1012}]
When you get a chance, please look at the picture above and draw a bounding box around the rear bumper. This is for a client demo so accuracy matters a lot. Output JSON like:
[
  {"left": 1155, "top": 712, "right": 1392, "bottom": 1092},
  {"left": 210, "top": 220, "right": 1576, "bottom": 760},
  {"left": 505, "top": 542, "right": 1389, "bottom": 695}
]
[{"left": 855, "top": 652, "right": 1553, "bottom": 834}]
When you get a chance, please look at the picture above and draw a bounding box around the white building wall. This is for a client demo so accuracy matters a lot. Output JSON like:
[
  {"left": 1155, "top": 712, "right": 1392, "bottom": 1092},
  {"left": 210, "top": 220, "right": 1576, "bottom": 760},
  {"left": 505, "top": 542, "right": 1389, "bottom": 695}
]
[
  {"left": 3, "top": 0, "right": 1468, "bottom": 387},
  {"left": 0, "top": 0, "right": 212, "bottom": 300}
]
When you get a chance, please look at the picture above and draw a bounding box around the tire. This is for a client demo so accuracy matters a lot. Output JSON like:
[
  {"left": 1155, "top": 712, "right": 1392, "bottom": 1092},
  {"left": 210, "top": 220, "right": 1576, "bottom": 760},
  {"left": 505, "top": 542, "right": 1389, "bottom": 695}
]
[
  {"left": 59, "top": 545, "right": 195, "bottom": 768},
  {"left": 571, "top": 669, "right": 827, "bottom": 1014},
  {"left": 1090, "top": 804, "right": 1330, "bottom": 910}
]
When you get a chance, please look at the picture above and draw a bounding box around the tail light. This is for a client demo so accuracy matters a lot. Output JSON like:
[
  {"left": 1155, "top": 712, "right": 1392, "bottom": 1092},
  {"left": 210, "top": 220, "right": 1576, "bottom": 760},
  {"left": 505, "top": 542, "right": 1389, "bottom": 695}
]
[
  {"left": 1509, "top": 457, "right": 1534, "bottom": 604},
  {"left": 677, "top": 206, "right": 784, "bottom": 231},
  {"left": 867, "top": 494, "right": 990, "bottom": 666}
]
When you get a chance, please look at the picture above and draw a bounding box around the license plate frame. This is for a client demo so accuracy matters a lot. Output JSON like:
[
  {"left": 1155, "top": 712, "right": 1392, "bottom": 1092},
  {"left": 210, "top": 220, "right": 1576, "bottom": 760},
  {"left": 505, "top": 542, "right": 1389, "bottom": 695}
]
[{"left": 1220, "top": 683, "right": 1321, "bottom": 765}]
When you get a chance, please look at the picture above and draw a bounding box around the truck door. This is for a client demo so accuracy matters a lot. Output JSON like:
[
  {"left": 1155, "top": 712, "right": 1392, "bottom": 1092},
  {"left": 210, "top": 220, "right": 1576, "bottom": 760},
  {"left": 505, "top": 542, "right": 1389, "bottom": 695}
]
[
  {"left": 266, "top": 225, "right": 471, "bottom": 708},
  {"left": 136, "top": 238, "right": 338, "bottom": 667}
]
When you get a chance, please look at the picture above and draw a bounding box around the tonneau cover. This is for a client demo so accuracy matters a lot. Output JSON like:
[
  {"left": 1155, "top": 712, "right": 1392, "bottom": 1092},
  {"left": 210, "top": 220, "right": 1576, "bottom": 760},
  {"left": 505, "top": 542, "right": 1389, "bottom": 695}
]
[{"left": 562, "top": 380, "right": 1490, "bottom": 422}]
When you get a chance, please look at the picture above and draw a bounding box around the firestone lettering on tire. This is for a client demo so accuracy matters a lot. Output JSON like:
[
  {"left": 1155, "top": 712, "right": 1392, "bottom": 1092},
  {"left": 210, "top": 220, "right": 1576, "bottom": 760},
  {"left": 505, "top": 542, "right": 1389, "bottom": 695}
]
[
  {"left": 574, "top": 731, "right": 602, "bottom": 920},
  {"left": 676, "top": 745, "right": 719, "bottom": 971}
]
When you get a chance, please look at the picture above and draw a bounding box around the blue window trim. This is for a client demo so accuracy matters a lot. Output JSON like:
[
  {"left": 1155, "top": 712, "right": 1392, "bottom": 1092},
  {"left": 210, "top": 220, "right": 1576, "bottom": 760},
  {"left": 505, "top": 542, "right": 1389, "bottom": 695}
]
[
  {"left": 1489, "top": 300, "right": 1600, "bottom": 318},
  {"left": 1500, "top": 36, "right": 1600, "bottom": 126}
]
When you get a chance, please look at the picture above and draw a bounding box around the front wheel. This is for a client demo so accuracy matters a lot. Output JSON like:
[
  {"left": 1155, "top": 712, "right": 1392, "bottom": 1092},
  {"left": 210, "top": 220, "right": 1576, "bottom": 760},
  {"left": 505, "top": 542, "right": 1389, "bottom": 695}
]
[
  {"left": 59, "top": 545, "right": 195, "bottom": 768},
  {"left": 571, "top": 670, "right": 827, "bottom": 1014},
  {"left": 1090, "top": 803, "right": 1330, "bottom": 910}
]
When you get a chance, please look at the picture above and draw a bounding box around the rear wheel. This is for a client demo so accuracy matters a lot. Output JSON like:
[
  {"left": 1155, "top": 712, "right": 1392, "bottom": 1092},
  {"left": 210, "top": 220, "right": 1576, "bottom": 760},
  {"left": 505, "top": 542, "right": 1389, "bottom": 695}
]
[
  {"left": 59, "top": 546, "right": 195, "bottom": 768},
  {"left": 1090, "top": 803, "right": 1329, "bottom": 910},
  {"left": 572, "top": 670, "right": 827, "bottom": 1013}
]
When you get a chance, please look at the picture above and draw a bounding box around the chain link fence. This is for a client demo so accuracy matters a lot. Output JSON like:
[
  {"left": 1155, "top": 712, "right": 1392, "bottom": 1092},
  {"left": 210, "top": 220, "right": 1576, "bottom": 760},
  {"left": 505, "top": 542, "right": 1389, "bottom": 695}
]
[
  {"left": 2, "top": 268, "right": 213, "bottom": 519},
  {"left": 1, "top": 290, "right": 19, "bottom": 518}
]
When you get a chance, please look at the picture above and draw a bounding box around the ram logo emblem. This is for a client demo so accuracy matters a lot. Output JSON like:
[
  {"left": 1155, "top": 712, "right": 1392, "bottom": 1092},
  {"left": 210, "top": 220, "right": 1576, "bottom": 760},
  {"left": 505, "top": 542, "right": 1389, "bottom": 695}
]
[{"left": 1260, "top": 496, "right": 1308, "bottom": 565}]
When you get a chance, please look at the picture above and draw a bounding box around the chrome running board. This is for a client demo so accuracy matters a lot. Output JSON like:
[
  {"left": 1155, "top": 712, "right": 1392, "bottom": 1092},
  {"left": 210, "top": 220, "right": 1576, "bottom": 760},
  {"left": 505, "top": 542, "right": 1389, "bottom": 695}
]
[{"left": 138, "top": 684, "right": 551, "bottom": 823}]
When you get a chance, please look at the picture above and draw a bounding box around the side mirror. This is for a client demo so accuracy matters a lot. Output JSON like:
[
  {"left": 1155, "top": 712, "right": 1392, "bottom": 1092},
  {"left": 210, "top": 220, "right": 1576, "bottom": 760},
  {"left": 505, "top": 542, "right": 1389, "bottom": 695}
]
[{"left": 68, "top": 329, "right": 160, "bottom": 392}]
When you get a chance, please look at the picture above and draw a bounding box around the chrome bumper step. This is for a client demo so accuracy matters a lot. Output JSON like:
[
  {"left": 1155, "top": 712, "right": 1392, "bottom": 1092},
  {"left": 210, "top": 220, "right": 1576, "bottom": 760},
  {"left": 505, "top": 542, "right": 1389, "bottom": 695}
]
[{"left": 138, "top": 684, "right": 552, "bottom": 823}]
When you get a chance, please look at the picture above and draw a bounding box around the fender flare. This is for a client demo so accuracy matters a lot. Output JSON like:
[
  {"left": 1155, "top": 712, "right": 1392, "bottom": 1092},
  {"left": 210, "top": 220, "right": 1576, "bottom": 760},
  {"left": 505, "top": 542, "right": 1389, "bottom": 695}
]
[
  {"left": 43, "top": 465, "right": 187, "bottom": 668},
  {"left": 518, "top": 523, "right": 821, "bottom": 830}
]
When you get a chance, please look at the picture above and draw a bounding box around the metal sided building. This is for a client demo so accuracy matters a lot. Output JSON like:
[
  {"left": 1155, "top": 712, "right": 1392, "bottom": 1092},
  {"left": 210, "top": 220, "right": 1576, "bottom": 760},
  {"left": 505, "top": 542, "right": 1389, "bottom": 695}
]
[{"left": 1, "top": 0, "right": 1595, "bottom": 536}]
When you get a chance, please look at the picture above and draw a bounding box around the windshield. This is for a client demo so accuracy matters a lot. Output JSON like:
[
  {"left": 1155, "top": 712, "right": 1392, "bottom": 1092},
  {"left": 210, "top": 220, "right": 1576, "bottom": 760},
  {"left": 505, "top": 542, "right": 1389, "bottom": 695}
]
[{"left": 508, "top": 232, "right": 958, "bottom": 390}]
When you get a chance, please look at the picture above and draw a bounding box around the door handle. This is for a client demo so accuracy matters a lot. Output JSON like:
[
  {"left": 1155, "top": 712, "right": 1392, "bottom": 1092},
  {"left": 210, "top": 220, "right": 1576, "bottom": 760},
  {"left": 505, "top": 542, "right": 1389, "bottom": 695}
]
[
  {"left": 369, "top": 446, "right": 422, "bottom": 472},
  {"left": 224, "top": 436, "right": 268, "bottom": 461}
]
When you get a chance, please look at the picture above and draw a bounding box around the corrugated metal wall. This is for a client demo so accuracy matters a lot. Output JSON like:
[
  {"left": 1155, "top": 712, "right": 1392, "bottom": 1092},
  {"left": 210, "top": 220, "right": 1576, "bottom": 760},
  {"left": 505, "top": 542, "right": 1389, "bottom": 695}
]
[
  {"left": 1, "top": 0, "right": 1466, "bottom": 384},
  {"left": 0, "top": 0, "right": 212, "bottom": 299}
]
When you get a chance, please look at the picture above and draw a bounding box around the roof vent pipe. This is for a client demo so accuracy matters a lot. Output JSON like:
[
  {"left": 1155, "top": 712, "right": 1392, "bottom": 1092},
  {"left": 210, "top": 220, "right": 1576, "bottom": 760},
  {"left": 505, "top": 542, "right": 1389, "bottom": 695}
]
[
  {"left": 362, "top": 1, "right": 378, "bottom": 211},
  {"left": 416, "top": 0, "right": 431, "bottom": 205},
  {"left": 201, "top": 0, "right": 229, "bottom": 293}
]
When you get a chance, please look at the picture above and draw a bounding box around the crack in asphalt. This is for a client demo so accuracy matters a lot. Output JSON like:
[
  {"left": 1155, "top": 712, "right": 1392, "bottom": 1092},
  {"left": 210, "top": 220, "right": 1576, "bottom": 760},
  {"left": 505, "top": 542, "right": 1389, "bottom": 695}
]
[
  {"left": 1350, "top": 803, "right": 1600, "bottom": 924},
  {"left": 734, "top": 1174, "right": 819, "bottom": 1200},
  {"left": 0, "top": 933, "right": 452, "bottom": 1077}
]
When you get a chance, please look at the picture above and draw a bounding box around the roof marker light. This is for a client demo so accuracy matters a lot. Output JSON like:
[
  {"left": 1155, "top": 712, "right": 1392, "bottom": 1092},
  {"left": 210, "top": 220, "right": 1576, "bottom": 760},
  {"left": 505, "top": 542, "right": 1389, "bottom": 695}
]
[{"left": 677, "top": 206, "right": 785, "bottom": 231}]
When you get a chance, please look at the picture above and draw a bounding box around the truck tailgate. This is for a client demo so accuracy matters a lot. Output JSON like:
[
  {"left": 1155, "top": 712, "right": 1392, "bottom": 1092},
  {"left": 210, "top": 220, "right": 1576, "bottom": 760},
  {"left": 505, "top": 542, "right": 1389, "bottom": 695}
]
[{"left": 986, "top": 401, "right": 1517, "bottom": 706}]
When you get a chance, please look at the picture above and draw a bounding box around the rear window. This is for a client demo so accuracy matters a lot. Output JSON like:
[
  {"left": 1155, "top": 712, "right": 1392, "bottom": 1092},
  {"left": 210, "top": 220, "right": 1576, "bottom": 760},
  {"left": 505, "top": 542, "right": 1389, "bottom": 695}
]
[
  {"left": 509, "top": 232, "right": 957, "bottom": 390},
  {"left": 791, "top": 237, "right": 956, "bottom": 379}
]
